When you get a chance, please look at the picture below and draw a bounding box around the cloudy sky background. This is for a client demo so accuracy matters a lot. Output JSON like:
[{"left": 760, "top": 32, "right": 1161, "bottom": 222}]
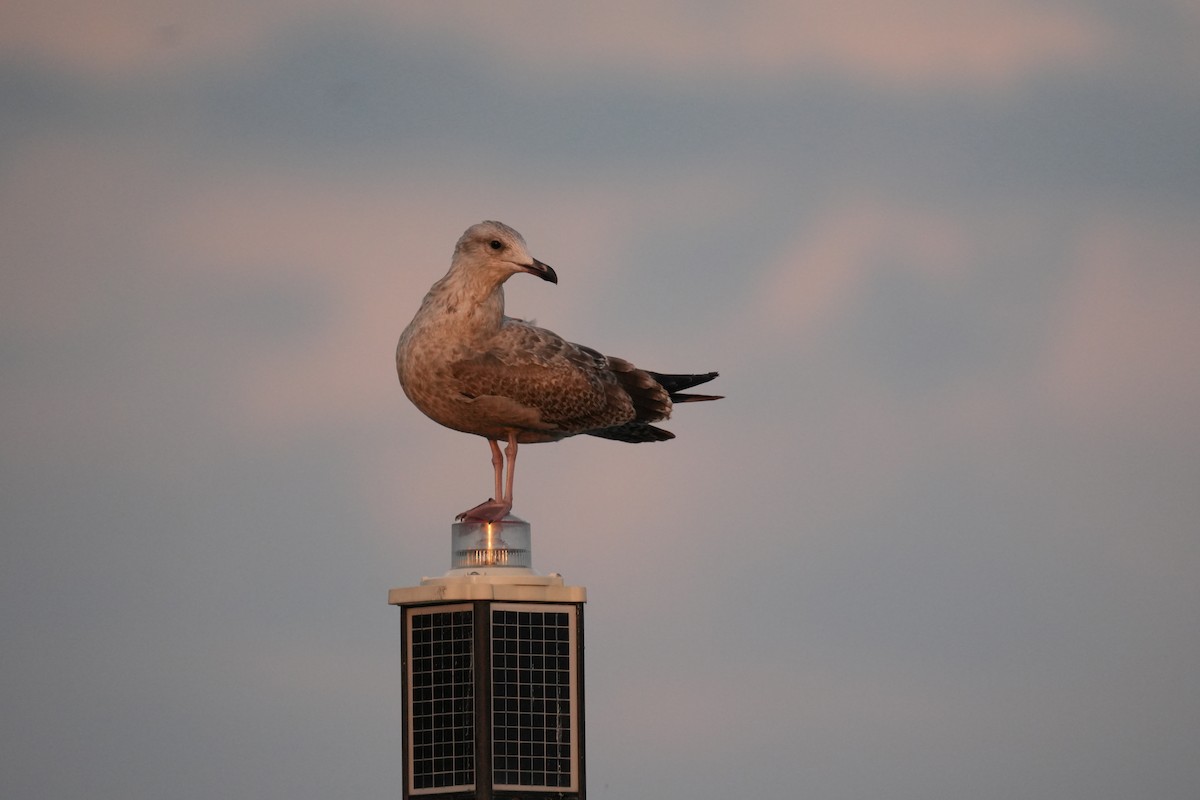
[{"left": 3, "top": 2, "right": 1198, "bottom": 798}]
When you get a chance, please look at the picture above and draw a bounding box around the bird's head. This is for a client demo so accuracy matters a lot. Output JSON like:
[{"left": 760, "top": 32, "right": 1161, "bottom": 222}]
[{"left": 452, "top": 221, "right": 558, "bottom": 285}]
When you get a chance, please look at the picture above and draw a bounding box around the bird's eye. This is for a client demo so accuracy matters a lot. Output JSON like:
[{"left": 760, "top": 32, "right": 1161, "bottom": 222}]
[{"left": 489, "top": 240, "right": 503, "bottom": 251}]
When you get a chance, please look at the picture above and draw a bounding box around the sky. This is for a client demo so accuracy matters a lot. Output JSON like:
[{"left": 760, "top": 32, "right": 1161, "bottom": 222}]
[{"left": 2, "top": 1, "right": 1199, "bottom": 798}]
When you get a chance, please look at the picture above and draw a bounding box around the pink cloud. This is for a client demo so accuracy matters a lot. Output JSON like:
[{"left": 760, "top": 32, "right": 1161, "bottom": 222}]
[
  {"left": 746, "top": 195, "right": 969, "bottom": 343},
  {"left": 490, "top": 0, "right": 1114, "bottom": 89},
  {"left": 0, "top": 0, "right": 291, "bottom": 76},
  {"left": 4, "top": 0, "right": 1115, "bottom": 89},
  {"left": 371, "top": 1, "right": 1115, "bottom": 89},
  {"left": 1041, "top": 212, "right": 1200, "bottom": 439}
]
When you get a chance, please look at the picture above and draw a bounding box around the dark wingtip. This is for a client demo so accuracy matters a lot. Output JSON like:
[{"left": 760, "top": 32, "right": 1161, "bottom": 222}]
[
  {"left": 587, "top": 422, "right": 676, "bottom": 443},
  {"left": 648, "top": 370, "right": 721, "bottom": 396},
  {"left": 671, "top": 392, "right": 723, "bottom": 403}
]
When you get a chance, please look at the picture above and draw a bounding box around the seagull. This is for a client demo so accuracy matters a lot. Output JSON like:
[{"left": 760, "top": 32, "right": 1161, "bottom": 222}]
[{"left": 396, "top": 221, "right": 721, "bottom": 522}]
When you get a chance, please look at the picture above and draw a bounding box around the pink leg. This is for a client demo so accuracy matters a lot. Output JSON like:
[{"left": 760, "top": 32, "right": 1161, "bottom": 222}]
[
  {"left": 457, "top": 435, "right": 515, "bottom": 523},
  {"left": 502, "top": 431, "right": 518, "bottom": 504},
  {"left": 489, "top": 439, "right": 504, "bottom": 502}
]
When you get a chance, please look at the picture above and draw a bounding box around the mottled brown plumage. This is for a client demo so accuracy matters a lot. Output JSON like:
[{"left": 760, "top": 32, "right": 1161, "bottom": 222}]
[{"left": 396, "top": 221, "right": 720, "bottom": 521}]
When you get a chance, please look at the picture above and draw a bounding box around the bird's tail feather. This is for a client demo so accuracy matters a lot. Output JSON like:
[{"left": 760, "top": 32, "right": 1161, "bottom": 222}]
[
  {"left": 589, "top": 371, "right": 720, "bottom": 443},
  {"left": 648, "top": 371, "right": 722, "bottom": 403}
]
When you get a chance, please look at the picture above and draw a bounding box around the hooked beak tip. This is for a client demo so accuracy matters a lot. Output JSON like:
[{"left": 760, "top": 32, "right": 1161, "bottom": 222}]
[{"left": 527, "top": 258, "right": 557, "bottom": 284}]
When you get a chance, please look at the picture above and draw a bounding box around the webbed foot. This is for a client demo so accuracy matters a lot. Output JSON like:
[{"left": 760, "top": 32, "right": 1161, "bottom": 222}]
[{"left": 455, "top": 498, "right": 513, "bottom": 523}]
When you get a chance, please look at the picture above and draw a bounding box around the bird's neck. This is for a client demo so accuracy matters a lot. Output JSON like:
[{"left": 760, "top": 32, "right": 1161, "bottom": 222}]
[{"left": 429, "top": 272, "right": 505, "bottom": 336}]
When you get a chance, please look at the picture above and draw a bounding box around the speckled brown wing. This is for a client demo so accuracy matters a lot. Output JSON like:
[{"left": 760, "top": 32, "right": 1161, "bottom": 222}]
[{"left": 449, "top": 320, "right": 638, "bottom": 434}]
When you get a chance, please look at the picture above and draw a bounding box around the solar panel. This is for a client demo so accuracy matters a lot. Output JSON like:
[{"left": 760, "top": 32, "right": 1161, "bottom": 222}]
[
  {"left": 408, "top": 606, "right": 475, "bottom": 792},
  {"left": 404, "top": 601, "right": 581, "bottom": 796},
  {"left": 491, "top": 604, "right": 578, "bottom": 791}
]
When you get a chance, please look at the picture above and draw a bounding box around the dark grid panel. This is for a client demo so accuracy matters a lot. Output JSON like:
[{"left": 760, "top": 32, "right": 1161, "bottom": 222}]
[
  {"left": 409, "top": 608, "right": 475, "bottom": 792},
  {"left": 491, "top": 606, "right": 576, "bottom": 789}
]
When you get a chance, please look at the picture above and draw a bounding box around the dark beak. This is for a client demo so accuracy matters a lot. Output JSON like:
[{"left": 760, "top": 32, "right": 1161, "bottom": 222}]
[{"left": 524, "top": 258, "right": 558, "bottom": 284}]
